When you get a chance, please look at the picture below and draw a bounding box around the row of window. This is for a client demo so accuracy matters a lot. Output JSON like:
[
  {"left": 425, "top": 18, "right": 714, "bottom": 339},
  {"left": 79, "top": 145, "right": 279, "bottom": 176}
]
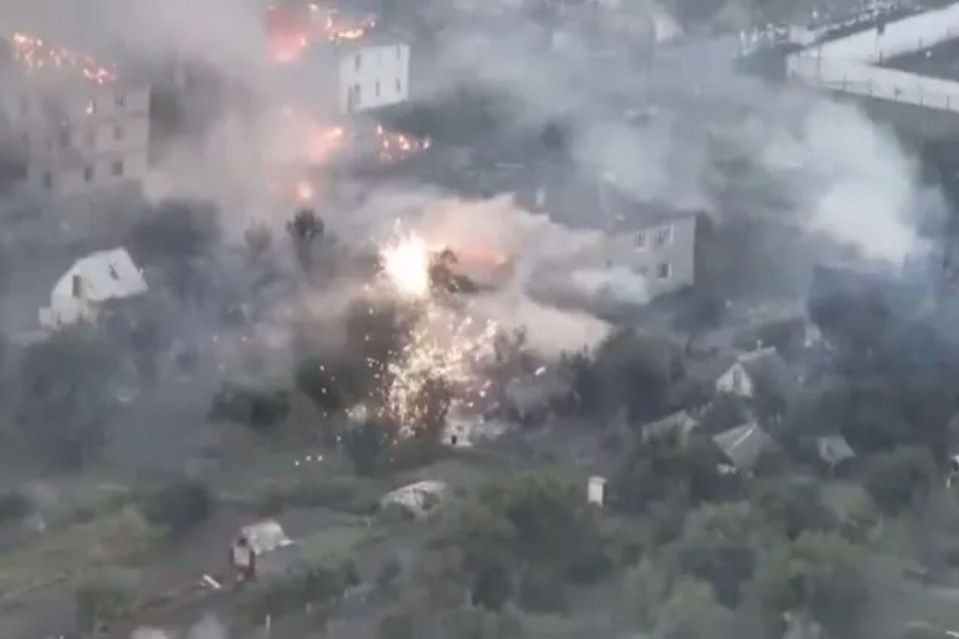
[
  {"left": 633, "top": 261, "right": 672, "bottom": 281},
  {"left": 635, "top": 224, "right": 673, "bottom": 250},
  {"left": 41, "top": 159, "right": 126, "bottom": 189},
  {"left": 28, "top": 124, "right": 128, "bottom": 153},
  {"left": 18, "top": 93, "right": 128, "bottom": 118},
  {"left": 353, "top": 45, "right": 404, "bottom": 71},
  {"left": 347, "top": 78, "right": 403, "bottom": 110}
]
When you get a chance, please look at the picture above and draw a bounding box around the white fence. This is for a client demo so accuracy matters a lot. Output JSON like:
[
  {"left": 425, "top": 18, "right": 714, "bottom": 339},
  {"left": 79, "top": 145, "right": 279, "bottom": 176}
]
[
  {"left": 786, "top": 1, "right": 959, "bottom": 114},
  {"left": 787, "top": 53, "right": 959, "bottom": 112}
]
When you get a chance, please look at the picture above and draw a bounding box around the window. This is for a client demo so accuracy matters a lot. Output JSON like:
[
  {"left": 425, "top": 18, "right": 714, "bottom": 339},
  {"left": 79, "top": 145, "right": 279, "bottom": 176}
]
[
  {"left": 84, "top": 166, "right": 94, "bottom": 183},
  {"left": 396, "top": 45, "right": 402, "bottom": 60},
  {"left": 657, "top": 261, "right": 671, "bottom": 280},
  {"left": 113, "top": 125, "right": 124, "bottom": 141},
  {"left": 635, "top": 231, "right": 647, "bottom": 249},
  {"left": 349, "top": 84, "right": 362, "bottom": 110},
  {"left": 42, "top": 171, "right": 53, "bottom": 189},
  {"left": 395, "top": 78, "right": 402, "bottom": 93},
  {"left": 633, "top": 264, "right": 648, "bottom": 276},
  {"left": 115, "top": 94, "right": 126, "bottom": 108},
  {"left": 72, "top": 274, "right": 83, "bottom": 298},
  {"left": 108, "top": 264, "right": 119, "bottom": 280},
  {"left": 354, "top": 53, "right": 362, "bottom": 70},
  {"left": 111, "top": 160, "right": 124, "bottom": 177},
  {"left": 654, "top": 224, "right": 673, "bottom": 247},
  {"left": 375, "top": 81, "right": 381, "bottom": 97}
]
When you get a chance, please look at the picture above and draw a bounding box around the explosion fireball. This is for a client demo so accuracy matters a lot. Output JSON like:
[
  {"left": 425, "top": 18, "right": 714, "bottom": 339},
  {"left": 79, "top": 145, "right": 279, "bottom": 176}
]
[{"left": 372, "top": 225, "right": 500, "bottom": 434}]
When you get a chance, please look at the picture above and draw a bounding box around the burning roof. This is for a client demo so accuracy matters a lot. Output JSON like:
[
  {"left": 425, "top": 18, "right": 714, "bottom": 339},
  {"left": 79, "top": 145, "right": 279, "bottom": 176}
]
[
  {"left": 265, "top": 3, "right": 378, "bottom": 63},
  {"left": 6, "top": 31, "right": 116, "bottom": 85}
]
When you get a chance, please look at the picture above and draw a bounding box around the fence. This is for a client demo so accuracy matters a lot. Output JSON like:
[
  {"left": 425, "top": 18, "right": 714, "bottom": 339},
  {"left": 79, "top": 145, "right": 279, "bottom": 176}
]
[{"left": 787, "top": 53, "right": 959, "bottom": 112}]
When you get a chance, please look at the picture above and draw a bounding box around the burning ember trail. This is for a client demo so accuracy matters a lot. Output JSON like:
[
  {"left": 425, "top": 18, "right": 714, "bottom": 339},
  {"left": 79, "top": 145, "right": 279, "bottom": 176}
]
[
  {"left": 10, "top": 32, "right": 115, "bottom": 84},
  {"left": 373, "top": 226, "right": 499, "bottom": 434}
]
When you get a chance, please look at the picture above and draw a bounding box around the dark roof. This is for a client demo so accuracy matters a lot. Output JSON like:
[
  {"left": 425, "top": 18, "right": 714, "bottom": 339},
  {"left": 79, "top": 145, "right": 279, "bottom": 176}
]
[{"left": 514, "top": 165, "right": 700, "bottom": 233}]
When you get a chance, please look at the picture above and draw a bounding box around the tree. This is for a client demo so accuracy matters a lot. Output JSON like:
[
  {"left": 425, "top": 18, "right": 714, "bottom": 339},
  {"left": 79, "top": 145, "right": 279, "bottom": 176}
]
[
  {"left": 342, "top": 420, "right": 394, "bottom": 476},
  {"left": 668, "top": 502, "right": 760, "bottom": 606},
  {"left": 287, "top": 207, "right": 325, "bottom": 271},
  {"left": 129, "top": 199, "right": 219, "bottom": 262},
  {"left": 208, "top": 383, "right": 290, "bottom": 434},
  {"left": 862, "top": 446, "right": 938, "bottom": 516},
  {"left": 16, "top": 327, "right": 118, "bottom": 468},
  {"left": 244, "top": 222, "right": 274, "bottom": 263},
  {"left": 749, "top": 477, "right": 837, "bottom": 540},
  {"left": 139, "top": 479, "right": 213, "bottom": 537},
  {"left": 653, "top": 577, "right": 736, "bottom": 639},
  {"left": 754, "top": 532, "right": 867, "bottom": 635}
]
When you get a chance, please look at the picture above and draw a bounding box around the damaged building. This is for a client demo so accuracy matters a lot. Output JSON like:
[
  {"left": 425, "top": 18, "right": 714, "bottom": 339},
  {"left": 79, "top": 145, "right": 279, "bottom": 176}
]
[
  {"left": 516, "top": 167, "right": 700, "bottom": 307},
  {"left": 0, "top": 33, "right": 151, "bottom": 208}
]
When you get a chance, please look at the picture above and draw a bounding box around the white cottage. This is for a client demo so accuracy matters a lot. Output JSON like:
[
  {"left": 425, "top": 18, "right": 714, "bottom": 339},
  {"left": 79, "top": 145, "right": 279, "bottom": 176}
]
[{"left": 39, "top": 247, "right": 147, "bottom": 329}]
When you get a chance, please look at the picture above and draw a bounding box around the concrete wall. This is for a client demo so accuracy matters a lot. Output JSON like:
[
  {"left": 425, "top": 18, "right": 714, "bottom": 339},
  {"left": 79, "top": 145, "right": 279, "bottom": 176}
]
[
  {"left": 337, "top": 42, "right": 410, "bottom": 114},
  {"left": 816, "top": 4, "right": 959, "bottom": 62},
  {"left": 601, "top": 214, "right": 697, "bottom": 298}
]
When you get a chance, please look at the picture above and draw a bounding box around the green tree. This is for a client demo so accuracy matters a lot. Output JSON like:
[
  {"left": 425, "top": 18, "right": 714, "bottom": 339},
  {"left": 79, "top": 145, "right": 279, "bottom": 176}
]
[
  {"left": 208, "top": 383, "right": 290, "bottom": 433},
  {"left": 653, "top": 577, "right": 736, "bottom": 639},
  {"left": 754, "top": 532, "right": 867, "bottom": 635},
  {"left": 669, "top": 501, "right": 760, "bottom": 606},
  {"left": 139, "top": 479, "right": 213, "bottom": 537},
  {"left": 16, "top": 327, "right": 118, "bottom": 468},
  {"left": 862, "top": 446, "right": 937, "bottom": 516},
  {"left": 750, "top": 476, "right": 837, "bottom": 540}
]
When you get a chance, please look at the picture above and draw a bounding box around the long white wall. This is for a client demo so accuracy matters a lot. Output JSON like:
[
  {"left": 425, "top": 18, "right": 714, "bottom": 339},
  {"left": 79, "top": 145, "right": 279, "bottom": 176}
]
[{"left": 787, "top": 2, "right": 959, "bottom": 114}]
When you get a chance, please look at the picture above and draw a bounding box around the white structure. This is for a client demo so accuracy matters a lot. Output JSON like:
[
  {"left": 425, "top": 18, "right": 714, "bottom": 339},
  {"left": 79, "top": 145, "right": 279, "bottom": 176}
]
[
  {"left": 380, "top": 480, "right": 447, "bottom": 518},
  {"left": 305, "top": 36, "right": 411, "bottom": 115},
  {"left": 39, "top": 247, "right": 147, "bottom": 329},
  {"left": 0, "top": 46, "right": 151, "bottom": 198},
  {"left": 587, "top": 476, "right": 607, "bottom": 506},
  {"left": 715, "top": 347, "right": 792, "bottom": 401},
  {"left": 235, "top": 519, "right": 293, "bottom": 556},
  {"left": 786, "top": 3, "right": 959, "bottom": 113}
]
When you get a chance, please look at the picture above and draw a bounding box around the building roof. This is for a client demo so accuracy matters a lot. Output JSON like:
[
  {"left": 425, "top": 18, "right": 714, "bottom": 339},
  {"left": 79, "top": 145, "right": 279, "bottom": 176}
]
[
  {"left": 815, "top": 434, "right": 856, "bottom": 465},
  {"left": 515, "top": 164, "right": 699, "bottom": 234},
  {"left": 380, "top": 480, "right": 447, "bottom": 517},
  {"left": 641, "top": 409, "right": 700, "bottom": 442},
  {"left": 712, "top": 421, "right": 772, "bottom": 473},
  {"left": 735, "top": 347, "right": 796, "bottom": 400},
  {"left": 237, "top": 519, "right": 292, "bottom": 556},
  {"left": 51, "top": 247, "right": 147, "bottom": 305}
]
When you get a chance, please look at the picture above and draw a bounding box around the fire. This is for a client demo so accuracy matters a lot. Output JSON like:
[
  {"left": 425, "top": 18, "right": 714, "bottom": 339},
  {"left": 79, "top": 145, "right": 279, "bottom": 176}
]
[
  {"left": 10, "top": 32, "right": 115, "bottom": 84},
  {"left": 306, "top": 125, "right": 346, "bottom": 164},
  {"left": 265, "top": 4, "right": 376, "bottom": 63},
  {"left": 379, "top": 228, "right": 431, "bottom": 299},
  {"left": 296, "top": 180, "right": 314, "bottom": 202},
  {"left": 377, "top": 124, "right": 431, "bottom": 164}
]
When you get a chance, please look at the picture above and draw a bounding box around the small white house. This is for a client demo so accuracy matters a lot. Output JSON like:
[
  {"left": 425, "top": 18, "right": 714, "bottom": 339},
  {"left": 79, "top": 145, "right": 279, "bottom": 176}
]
[
  {"left": 715, "top": 347, "right": 793, "bottom": 401},
  {"left": 302, "top": 35, "right": 411, "bottom": 116},
  {"left": 39, "top": 247, "right": 147, "bottom": 329}
]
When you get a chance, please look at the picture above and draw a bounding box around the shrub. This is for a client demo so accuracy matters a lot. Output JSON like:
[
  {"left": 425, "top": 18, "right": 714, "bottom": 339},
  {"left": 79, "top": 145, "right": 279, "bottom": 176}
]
[
  {"left": 139, "top": 479, "right": 213, "bottom": 536},
  {"left": 74, "top": 568, "right": 138, "bottom": 633},
  {"left": 208, "top": 383, "right": 290, "bottom": 433},
  {"left": 862, "top": 446, "right": 937, "bottom": 516}
]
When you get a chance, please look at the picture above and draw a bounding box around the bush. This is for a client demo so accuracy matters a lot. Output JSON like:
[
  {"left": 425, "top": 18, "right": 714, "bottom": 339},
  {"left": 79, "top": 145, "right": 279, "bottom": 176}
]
[
  {"left": 378, "top": 610, "right": 416, "bottom": 639},
  {"left": 243, "top": 558, "right": 359, "bottom": 620},
  {"left": 862, "top": 446, "right": 937, "bottom": 516},
  {"left": 750, "top": 476, "right": 837, "bottom": 540},
  {"left": 754, "top": 532, "right": 867, "bottom": 634},
  {"left": 208, "top": 383, "right": 290, "bottom": 433},
  {"left": 139, "top": 479, "right": 213, "bottom": 536},
  {"left": 74, "top": 568, "right": 138, "bottom": 633},
  {"left": 517, "top": 567, "right": 567, "bottom": 612},
  {"left": 0, "top": 490, "right": 31, "bottom": 523}
]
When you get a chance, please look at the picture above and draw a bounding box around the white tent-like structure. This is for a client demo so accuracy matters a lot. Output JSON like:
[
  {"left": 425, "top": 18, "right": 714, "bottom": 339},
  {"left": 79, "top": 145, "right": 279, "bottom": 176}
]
[{"left": 39, "top": 246, "right": 147, "bottom": 329}]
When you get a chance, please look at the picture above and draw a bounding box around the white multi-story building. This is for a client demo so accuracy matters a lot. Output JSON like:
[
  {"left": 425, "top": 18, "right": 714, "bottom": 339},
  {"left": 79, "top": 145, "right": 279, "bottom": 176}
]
[
  {"left": 0, "top": 36, "right": 151, "bottom": 200},
  {"left": 302, "top": 35, "right": 411, "bottom": 115}
]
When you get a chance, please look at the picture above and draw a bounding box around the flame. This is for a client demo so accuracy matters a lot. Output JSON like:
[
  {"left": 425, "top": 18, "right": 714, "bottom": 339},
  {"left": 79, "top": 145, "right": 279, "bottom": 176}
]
[
  {"left": 306, "top": 125, "right": 346, "bottom": 164},
  {"left": 10, "top": 31, "right": 115, "bottom": 84},
  {"left": 296, "top": 180, "right": 314, "bottom": 202},
  {"left": 380, "top": 227, "right": 432, "bottom": 299},
  {"left": 265, "top": 4, "right": 376, "bottom": 63}
]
